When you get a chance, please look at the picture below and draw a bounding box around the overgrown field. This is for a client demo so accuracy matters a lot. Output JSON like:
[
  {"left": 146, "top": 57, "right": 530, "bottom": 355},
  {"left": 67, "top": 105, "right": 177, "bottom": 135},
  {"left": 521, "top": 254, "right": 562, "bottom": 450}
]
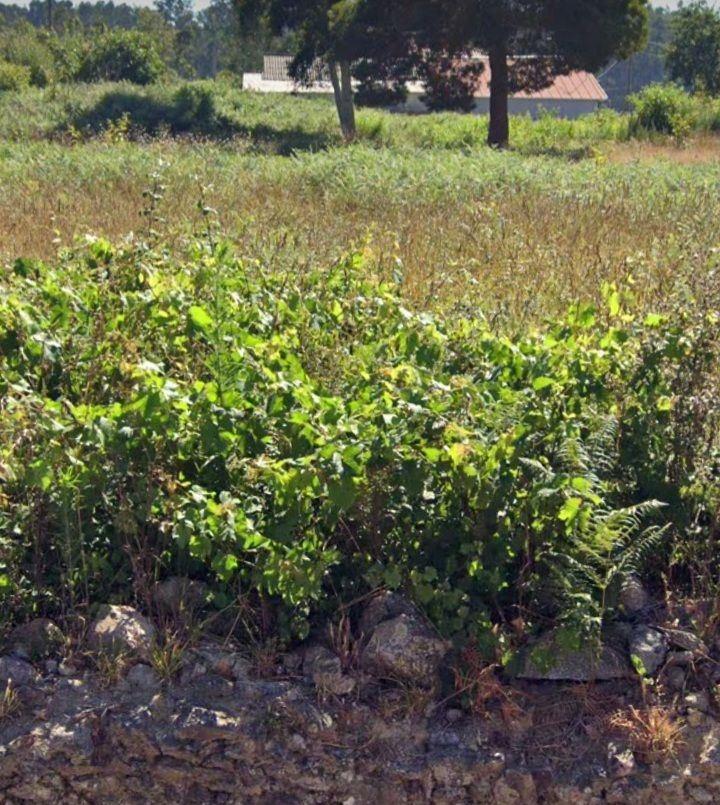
[
  {"left": 1, "top": 82, "right": 720, "bottom": 653},
  {"left": 3, "top": 136, "right": 720, "bottom": 325}
]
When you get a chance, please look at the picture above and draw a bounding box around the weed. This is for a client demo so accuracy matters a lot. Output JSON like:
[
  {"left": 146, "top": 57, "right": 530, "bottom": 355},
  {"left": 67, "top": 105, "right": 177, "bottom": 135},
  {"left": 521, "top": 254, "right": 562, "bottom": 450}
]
[
  {"left": 91, "top": 651, "right": 130, "bottom": 688},
  {"left": 150, "top": 633, "right": 187, "bottom": 683},
  {"left": 0, "top": 683, "right": 22, "bottom": 722},
  {"left": 608, "top": 705, "right": 685, "bottom": 764},
  {"left": 328, "top": 615, "right": 361, "bottom": 673}
]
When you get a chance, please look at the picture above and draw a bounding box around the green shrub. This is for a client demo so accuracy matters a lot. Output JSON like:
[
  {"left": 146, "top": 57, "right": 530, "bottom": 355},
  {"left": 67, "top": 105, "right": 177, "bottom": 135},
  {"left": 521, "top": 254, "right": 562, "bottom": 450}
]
[
  {"left": 0, "top": 60, "right": 31, "bottom": 92},
  {"left": 171, "top": 83, "right": 219, "bottom": 130},
  {"left": 1, "top": 235, "right": 716, "bottom": 649},
  {"left": 0, "top": 23, "right": 55, "bottom": 87},
  {"left": 629, "top": 83, "right": 697, "bottom": 138},
  {"left": 74, "top": 31, "right": 165, "bottom": 85}
]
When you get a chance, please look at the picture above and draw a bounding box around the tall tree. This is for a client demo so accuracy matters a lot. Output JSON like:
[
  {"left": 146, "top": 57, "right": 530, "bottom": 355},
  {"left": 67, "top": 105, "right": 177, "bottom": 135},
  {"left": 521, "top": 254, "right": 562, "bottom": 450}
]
[
  {"left": 235, "top": 0, "right": 404, "bottom": 140},
  {"left": 407, "top": 0, "right": 649, "bottom": 147},
  {"left": 666, "top": 1, "right": 720, "bottom": 96}
]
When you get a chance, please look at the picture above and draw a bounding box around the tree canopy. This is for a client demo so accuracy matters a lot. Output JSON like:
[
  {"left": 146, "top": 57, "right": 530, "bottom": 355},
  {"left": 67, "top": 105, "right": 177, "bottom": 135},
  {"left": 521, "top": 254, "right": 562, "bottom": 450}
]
[
  {"left": 237, "top": 0, "right": 649, "bottom": 146},
  {"left": 666, "top": 1, "right": 720, "bottom": 96}
]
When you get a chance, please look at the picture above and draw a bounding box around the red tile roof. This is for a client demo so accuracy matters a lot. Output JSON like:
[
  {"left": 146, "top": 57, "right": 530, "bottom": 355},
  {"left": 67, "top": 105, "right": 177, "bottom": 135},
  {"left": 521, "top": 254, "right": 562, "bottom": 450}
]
[
  {"left": 472, "top": 57, "right": 608, "bottom": 102},
  {"left": 261, "top": 54, "right": 608, "bottom": 103}
]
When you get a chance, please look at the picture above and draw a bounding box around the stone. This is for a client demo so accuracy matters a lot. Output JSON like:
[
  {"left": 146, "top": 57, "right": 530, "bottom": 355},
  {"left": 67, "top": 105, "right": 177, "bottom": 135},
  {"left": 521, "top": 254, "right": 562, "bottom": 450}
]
[
  {"left": 660, "top": 628, "right": 708, "bottom": 656},
  {"left": 361, "top": 614, "right": 448, "bottom": 683},
  {"left": 124, "top": 663, "right": 160, "bottom": 691},
  {"left": 664, "top": 666, "right": 686, "bottom": 692},
  {"left": 446, "top": 708, "right": 463, "bottom": 723},
  {"left": 607, "top": 744, "right": 636, "bottom": 779},
  {"left": 288, "top": 734, "right": 307, "bottom": 752},
  {"left": 303, "top": 646, "right": 356, "bottom": 695},
  {"left": 688, "top": 710, "right": 706, "bottom": 728},
  {"left": 58, "top": 659, "right": 78, "bottom": 677},
  {"left": 514, "top": 633, "right": 631, "bottom": 681},
  {"left": 7, "top": 619, "right": 64, "bottom": 661},
  {"left": 629, "top": 625, "right": 668, "bottom": 676},
  {"left": 0, "top": 655, "right": 38, "bottom": 687},
  {"left": 88, "top": 605, "right": 156, "bottom": 661},
  {"left": 619, "top": 576, "right": 649, "bottom": 614},
  {"left": 684, "top": 691, "right": 710, "bottom": 714},
  {"left": 358, "top": 591, "right": 420, "bottom": 639},
  {"left": 151, "top": 577, "right": 207, "bottom": 616},
  {"left": 193, "top": 644, "right": 250, "bottom": 682},
  {"left": 689, "top": 788, "right": 715, "bottom": 803},
  {"left": 666, "top": 650, "right": 694, "bottom": 667}
]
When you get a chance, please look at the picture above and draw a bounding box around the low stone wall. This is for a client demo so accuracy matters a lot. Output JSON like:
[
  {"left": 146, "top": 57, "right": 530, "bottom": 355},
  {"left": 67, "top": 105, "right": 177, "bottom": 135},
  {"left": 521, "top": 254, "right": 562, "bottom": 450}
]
[
  {"left": 2, "top": 588, "right": 719, "bottom": 803},
  {"left": 1, "top": 653, "right": 720, "bottom": 804}
]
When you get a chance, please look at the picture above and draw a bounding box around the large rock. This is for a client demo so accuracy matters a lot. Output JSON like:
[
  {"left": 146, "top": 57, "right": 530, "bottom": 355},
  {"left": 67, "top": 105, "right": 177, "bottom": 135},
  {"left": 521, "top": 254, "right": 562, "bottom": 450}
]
[
  {"left": 514, "top": 633, "right": 631, "bottom": 681},
  {"left": 361, "top": 613, "right": 448, "bottom": 683},
  {"left": 660, "top": 628, "right": 708, "bottom": 656},
  {"left": 629, "top": 625, "right": 667, "bottom": 676},
  {"left": 619, "top": 576, "right": 650, "bottom": 615},
  {"left": 7, "top": 619, "right": 64, "bottom": 661},
  {"left": 358, "top": 591, "right": 420, "bottom": 638},
  {"left": 151, "top": 577, "right": 207, "bottom": 617},
  {"left": 0, "top": 656, "right": 38, "bottom": 687},
  {"left": 302, "top": 646, "right": 355, "bottom": 696},
  {"left": 88, "top": 605, "right": 156, "bottom": 662}
]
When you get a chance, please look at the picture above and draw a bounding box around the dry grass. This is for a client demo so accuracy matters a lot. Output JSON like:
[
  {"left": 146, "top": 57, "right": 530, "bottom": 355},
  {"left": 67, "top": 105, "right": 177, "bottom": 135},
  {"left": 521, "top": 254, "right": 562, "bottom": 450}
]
[
  {"left": 607, "top": 135, "right": 720, "bottom": 165},
  {"left": 91, "top": 650, "right": 130, "bottom": 688},
  {"left": 328, "top": 614, "right": 362, "bottom": 673},
  {"left": 2, "top": 139, "right": 719, "bottom": 328},
  {"left": 608, "top": 705, "right": 685, "bottom": 764}
]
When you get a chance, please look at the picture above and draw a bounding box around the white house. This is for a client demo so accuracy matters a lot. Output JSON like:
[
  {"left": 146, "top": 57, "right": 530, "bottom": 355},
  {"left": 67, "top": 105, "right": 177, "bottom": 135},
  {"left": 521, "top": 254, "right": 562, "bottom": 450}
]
[{"left": 243, "top": 55, "right": 608, "bottom": 119}]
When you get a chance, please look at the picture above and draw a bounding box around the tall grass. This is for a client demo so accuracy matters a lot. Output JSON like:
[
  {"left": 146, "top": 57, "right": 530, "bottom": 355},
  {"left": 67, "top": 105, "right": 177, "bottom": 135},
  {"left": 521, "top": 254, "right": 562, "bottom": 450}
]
[
  {"left": 0, "top": 80, "right": 631, "bottom": 153},
  {"left": 1, "top": 139, "right": 719, "bottom": 328}
]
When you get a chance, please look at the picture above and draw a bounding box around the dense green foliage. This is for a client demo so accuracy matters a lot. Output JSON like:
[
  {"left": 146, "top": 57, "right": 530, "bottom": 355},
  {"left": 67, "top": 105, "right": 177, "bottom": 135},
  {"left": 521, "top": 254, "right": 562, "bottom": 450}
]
[
  {"left": 0, "top": 80, "right": 719, "bottom": 156},
  {"left": 629, "top": 82, "right": 699, "bottom": 138},
  {"left": 666, "top": 1, "right": 720, "bottom": 96},
  {"left": 1, "top": 231, "right": 718, "bottom": 648},
  {"left": 0, "top": 60, "right": 31, "bottom": 91},
  {"left": 73, "top": 30, "right": 166, "bottom": 85},
  {"left": 0, "top": 0, "right": 294, "bottom": 82}
]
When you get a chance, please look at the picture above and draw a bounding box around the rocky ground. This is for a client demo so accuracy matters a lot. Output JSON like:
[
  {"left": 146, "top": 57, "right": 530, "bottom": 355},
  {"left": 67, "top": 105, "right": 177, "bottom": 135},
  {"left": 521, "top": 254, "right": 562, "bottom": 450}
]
[{"left": 1, "top": 584, "right": 720, "bottom": 803}]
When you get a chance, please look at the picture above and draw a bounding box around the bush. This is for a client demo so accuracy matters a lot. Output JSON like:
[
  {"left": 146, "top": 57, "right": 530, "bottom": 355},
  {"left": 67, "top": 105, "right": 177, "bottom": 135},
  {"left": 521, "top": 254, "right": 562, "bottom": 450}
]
[
  {"left": 0, "top": 60, "right": 31, "bottom": 92},
  {"left": 0, "top": 23, "right": 55, "bottom": 87},
  {"left": 74, "top": 31, "right": 165, "bottom": 85},
  {"left": 1, "top": 236, "right": 716, "bottom": 649},
  {"left": 171, "top": 83, "right": 219, "bottom": 130},
  {"left": 628, "top": 83, "right": 697, "bottom": 138}
]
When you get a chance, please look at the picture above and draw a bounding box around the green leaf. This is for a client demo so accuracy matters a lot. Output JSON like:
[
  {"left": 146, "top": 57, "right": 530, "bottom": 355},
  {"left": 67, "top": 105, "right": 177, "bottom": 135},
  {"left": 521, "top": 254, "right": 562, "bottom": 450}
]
[
  {"left": 532, "top": 376, "right": 555, "bottom": 391},
  {"left": 558, "top": 497, "right": 583, "bottom": 523},
  {"left": 188, "top": 305, "right": 214, "bottom": 333}
]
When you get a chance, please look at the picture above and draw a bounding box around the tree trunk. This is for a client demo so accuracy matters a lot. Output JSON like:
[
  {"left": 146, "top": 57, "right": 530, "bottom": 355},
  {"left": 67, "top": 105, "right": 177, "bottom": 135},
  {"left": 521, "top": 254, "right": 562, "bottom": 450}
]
[
  {"left": 488, "top": 45, "right": 509, "bottom": 148},
  {"left": 329, "top": 60, "right": 356, "bottom": 142}
]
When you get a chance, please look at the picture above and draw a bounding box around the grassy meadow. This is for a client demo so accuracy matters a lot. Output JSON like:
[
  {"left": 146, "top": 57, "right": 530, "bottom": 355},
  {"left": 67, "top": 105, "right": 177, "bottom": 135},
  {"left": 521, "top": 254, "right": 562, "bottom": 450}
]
[
  {"left": 1, "top": 81, "right": 720, "bottom": 327},
  {"left": 1, "top": 79, "right": 720, "bottom": 651}
]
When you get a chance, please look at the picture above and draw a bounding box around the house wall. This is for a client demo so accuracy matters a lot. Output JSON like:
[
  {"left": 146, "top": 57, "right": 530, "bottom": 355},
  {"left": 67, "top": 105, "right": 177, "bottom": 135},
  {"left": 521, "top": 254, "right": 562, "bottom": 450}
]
[
  {"left": 243, "top": 74, "right": 336, "bottom": 94},
  {"left": 401, "top": 93, "right": 601, "bottom": 119},
  {"left": 242, "top": 75, "right": 603, "bottom": 119}
]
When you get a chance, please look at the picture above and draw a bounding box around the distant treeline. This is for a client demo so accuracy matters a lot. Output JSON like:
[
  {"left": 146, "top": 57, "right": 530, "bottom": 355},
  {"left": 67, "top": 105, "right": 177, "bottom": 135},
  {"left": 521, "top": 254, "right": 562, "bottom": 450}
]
[
  {"left": 0, "top": 0, "right": 293, "bottom": 79},
  {"left": 0, "top": 2, "right": 679, "bottom": 103},
  {"left": 593, "top": 7, "right": 670, "bottom": 109}
]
